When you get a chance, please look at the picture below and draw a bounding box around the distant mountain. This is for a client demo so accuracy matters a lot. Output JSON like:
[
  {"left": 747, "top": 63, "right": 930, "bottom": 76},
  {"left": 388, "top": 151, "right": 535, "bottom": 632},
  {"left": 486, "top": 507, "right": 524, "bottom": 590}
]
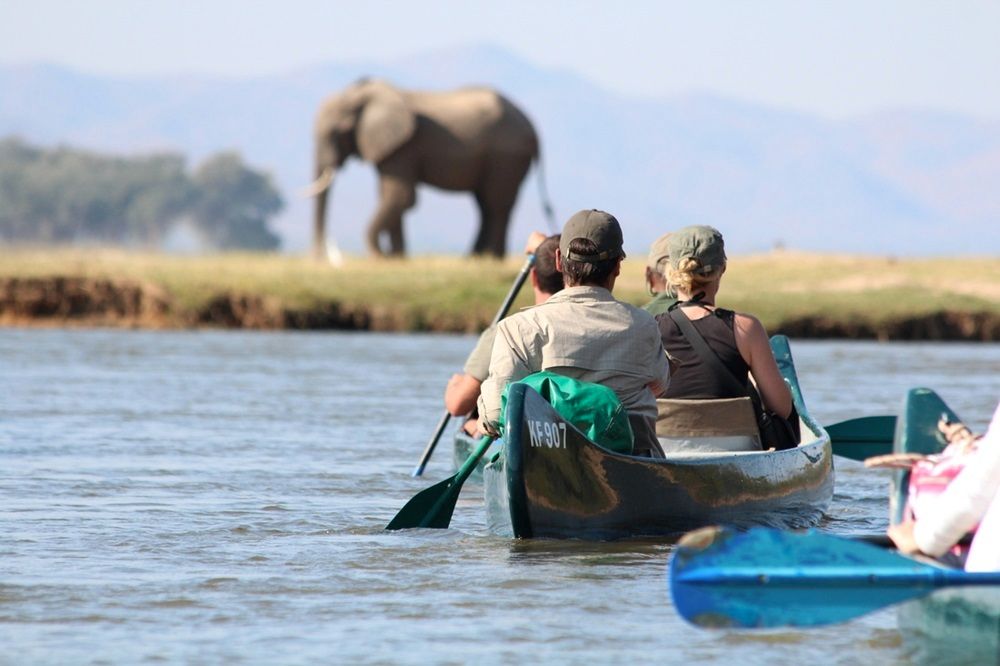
[{"left": 2, "top": 45, "right": 998, "bottom": 256}]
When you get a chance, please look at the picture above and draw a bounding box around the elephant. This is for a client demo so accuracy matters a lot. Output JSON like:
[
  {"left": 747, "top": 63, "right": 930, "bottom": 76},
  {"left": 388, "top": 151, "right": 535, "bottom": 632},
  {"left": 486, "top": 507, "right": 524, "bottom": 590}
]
[{"left": 304, "top": 79, "right": 553, "bottom": 259}]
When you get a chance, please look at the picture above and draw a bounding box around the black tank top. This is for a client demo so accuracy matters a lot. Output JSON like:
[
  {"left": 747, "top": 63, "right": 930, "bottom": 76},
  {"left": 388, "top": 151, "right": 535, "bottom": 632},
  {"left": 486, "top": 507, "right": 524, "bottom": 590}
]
[{"left": 656, "top": 307, "right": 751, "bottom": 400}]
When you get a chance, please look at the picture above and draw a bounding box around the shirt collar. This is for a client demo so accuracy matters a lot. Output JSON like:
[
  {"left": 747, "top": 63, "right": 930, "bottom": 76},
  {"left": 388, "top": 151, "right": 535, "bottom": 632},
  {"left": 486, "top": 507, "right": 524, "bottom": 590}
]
[{"left": 546, "top": 285, "right": 616, "bottom": 303}]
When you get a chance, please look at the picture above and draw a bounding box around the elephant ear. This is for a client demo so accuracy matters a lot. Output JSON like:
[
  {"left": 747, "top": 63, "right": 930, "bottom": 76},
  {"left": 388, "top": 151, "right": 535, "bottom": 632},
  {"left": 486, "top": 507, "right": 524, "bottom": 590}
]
[{"left": 356, "top": 83, "right": 417, "bottom": 164}]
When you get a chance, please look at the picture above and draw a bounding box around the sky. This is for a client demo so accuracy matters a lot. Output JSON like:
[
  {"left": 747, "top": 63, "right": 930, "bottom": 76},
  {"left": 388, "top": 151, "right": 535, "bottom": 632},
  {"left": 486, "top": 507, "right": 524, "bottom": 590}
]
[{"left": 2, "top": 0, "right": 999, "bottom": 119}]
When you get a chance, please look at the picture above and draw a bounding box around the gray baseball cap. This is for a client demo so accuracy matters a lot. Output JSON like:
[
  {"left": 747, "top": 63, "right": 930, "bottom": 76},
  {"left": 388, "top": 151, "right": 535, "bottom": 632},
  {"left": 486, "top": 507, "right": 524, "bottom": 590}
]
[
  {"left": 647, "top": 232, "right": 672, "bottom": 273},
  {"left": 560, "top": 209, "right": 625, "bottom": 263},
  {"left": 668, "top": 225, "right": 726, "bottom": 275}
]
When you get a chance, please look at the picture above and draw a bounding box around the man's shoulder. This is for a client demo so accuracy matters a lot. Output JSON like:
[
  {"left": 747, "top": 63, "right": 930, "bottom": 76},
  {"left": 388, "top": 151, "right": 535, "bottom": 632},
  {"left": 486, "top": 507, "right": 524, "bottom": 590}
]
[
  {"left": 497, "top": 307, "right": 541, "bottom": 334},
  {"left": 542, "top": 287, "right": 657, "bottom": 324}
]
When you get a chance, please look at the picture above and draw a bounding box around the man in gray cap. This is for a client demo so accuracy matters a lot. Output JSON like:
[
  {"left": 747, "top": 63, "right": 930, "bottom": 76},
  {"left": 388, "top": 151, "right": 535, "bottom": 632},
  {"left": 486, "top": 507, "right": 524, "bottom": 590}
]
[
  {"left": 477, "top": 209, "right": 671, "bottom": 457},
  {"left": 642, "top": 232, "right": 677, "bottom": 316}
]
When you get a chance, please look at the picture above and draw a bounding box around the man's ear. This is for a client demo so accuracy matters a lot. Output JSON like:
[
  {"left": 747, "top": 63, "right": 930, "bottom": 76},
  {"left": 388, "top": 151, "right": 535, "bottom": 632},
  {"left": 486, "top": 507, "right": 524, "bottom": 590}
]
[
  {"left": 555, "top": 248, "right": 563, "bottom": 272},
  {"left": 530, "top": 267, "right": 540, "bottom": 290},
  {"left": 613, "top": 258, "right": 622, "bottom": 278}
]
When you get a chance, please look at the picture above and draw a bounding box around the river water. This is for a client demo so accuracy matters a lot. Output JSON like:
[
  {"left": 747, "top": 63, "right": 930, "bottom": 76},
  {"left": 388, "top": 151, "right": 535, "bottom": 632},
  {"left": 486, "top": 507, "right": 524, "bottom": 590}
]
[{"left": 2, "top": 329, "right": 998, "bottom": 665}]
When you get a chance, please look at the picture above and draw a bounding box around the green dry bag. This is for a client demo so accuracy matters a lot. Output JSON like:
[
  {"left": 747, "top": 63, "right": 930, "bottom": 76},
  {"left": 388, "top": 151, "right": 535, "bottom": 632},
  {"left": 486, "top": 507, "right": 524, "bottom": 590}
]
[{"left": 500, "top": 371, "right": 634, "bottom": 454}]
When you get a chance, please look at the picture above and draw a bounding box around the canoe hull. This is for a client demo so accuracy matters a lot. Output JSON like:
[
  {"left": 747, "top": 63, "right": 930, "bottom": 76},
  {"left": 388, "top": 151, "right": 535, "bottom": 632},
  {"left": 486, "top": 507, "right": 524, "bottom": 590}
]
[
  {"left": 484, "top": 386, "right": 833, "bottom": 539},
  {"left": 484, "top": 335, "right": 833, "bottom": 539},
  {"left": 898, "top": 587, "right": 1000, "bottom": 661}
]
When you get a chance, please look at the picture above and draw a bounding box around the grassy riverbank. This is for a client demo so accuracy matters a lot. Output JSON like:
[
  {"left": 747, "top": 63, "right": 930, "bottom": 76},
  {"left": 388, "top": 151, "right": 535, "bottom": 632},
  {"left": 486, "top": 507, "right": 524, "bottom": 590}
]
[{"left": 1, "top": 248, "right": 998, "bottom": 338}]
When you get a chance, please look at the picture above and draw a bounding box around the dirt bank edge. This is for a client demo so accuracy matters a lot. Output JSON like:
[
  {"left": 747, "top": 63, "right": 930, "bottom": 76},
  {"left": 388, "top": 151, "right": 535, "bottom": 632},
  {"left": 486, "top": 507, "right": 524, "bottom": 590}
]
[{"left": 1, "top": 276, "right": 996, "bottom": 341}]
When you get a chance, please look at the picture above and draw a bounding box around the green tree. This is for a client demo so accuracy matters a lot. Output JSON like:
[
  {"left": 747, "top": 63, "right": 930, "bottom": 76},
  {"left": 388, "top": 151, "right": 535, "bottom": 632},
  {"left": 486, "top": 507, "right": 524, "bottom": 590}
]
[
  {"left": 0, "top": 138, "right": 192, "bottom": 245},
  {"left": 0, "top": 139, "right": 284, "bottom": 251},
  {"left": 190, "top": 152, "right": 283, "bottom": 250}
]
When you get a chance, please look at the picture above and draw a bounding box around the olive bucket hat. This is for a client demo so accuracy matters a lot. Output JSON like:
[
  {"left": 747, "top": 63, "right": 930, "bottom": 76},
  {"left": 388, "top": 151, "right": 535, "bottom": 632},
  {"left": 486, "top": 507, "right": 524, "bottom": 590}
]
[
  {"left": 667, "top": 225, "right": 726, "bottom": 275},
  {"left": 560, "top": 209, "right": 625, "bottom": 263}
]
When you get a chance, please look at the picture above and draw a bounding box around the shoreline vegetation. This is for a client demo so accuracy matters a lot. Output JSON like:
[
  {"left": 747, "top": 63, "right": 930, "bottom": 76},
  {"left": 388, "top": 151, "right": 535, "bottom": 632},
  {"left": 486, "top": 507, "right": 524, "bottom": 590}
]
[{"left": 1, "top": 249, "right": 998, "bottom": 341}]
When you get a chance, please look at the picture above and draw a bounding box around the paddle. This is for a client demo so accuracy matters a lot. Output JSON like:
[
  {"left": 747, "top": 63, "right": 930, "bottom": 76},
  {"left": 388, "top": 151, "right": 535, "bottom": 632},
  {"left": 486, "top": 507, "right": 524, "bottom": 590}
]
[
  {"left": 826, "top": 415, "right": 897, "bottom": 461},
  {"left": 410, "top": 253, "right": 536, "bottom": 477},
  {"left": 388, "top": 436, "right": 496, "bottom": 530},
  {"left": 670, "top": 526, "right": 1000, "bottom": 629}
]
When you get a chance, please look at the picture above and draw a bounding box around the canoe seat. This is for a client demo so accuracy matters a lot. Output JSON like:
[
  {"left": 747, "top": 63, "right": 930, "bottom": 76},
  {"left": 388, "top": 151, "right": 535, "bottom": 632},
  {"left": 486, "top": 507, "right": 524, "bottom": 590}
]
[{"left": 655, "top": 397, "right": 762, "bottom": 453}]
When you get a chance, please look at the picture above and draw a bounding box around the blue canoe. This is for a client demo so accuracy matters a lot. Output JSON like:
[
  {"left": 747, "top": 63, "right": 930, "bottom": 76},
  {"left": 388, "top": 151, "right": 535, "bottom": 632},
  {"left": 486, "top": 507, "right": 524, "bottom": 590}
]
[{"left": 666, "top": 387, "right": 999, "bottom": 635}]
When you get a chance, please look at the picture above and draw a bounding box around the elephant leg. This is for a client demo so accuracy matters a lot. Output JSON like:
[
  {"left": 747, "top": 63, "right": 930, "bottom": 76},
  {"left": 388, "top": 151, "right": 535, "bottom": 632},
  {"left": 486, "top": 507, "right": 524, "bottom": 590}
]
[
  {"left": 369, "top": 175, "right": 417, "bottom": 256},
  {"left": 473, "top": 194, "right": 513, "bottom": 258},
  {"left": 473, "top": 156, "right": 532, "bottom": 258}
]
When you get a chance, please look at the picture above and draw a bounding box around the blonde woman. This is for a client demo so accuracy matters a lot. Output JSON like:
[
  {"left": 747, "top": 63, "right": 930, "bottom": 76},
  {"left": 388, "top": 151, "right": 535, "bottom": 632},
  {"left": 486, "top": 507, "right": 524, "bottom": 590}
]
[{"left": 655, "top": 225, "right": 793, "bottom": 422}]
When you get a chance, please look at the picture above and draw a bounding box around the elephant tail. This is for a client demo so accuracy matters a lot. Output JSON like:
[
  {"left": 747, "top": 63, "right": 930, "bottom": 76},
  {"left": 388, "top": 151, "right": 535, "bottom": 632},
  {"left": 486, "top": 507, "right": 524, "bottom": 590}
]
[{"left": 533, "top": 152, "right": 558, "bottom": 233}]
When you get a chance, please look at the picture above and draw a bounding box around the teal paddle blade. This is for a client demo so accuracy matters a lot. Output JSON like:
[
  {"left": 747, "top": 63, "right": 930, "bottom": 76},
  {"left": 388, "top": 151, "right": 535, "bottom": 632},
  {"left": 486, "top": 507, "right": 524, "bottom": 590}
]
[
  {"left": 385, "top": 475, "right": 460, "bottom": 530},
  {"left": 388, "top": 436, "right": 495, "bottom": 530},
  {"left": 669, "top": 527, "right": 1000, "bottom": 629},
  {"left": 827, "top": 415, "right": 897, "bottom": 461},
  {"left": 897, "top": 387, "right": 959, "bottom": 456}
]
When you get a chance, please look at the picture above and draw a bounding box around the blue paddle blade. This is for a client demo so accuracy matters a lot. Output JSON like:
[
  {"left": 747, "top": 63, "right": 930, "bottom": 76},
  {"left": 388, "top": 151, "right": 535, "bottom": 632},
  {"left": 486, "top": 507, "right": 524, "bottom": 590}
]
[{"left": 669, "top": 527, "right": 1000, "bottom": 629}]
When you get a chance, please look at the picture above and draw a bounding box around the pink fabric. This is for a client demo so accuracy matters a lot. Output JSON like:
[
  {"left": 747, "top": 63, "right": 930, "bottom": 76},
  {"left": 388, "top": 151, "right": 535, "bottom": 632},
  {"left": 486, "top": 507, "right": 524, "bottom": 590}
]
[
  {"left": 913, "top": 403, "right": 1000, "bottom": 568},
  {"left": 907, "top": 448, "right": 976, "bottom": 530}
]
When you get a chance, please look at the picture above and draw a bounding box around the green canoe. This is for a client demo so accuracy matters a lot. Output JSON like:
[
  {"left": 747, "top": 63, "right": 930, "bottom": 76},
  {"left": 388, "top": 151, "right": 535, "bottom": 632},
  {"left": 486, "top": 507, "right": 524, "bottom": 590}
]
[
  {"left": 482, "top": 335, "right": 834, "bottom": 539},
  {"left": 888, "top": 387, "right": 1000, "bottom": 656}
]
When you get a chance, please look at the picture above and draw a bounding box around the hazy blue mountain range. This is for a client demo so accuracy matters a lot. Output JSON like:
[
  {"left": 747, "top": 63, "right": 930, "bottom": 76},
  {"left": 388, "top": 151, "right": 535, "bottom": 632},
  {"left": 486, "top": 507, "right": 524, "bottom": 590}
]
[{"left": 2, "top": 44, "right": 998, "bottom": 256}]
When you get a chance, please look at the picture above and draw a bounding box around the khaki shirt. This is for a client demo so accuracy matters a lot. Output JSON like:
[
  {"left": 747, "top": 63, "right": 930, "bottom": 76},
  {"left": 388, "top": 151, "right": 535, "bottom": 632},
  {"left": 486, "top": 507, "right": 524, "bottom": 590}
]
[
  {"left": 462, "top": 324, "right": 497, "bottom": 382},
  {"left": 478, "top": 286, "right": 671, "bottom": 426}
]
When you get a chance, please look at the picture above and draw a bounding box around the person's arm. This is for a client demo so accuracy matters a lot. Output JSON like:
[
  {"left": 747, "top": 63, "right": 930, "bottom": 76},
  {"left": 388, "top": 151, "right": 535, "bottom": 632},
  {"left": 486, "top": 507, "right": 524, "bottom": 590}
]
[
  {"left": 644, "top": 324, "right": 672, "bottom": 397},
  {"left": 524, "top": 231, "right": 547, "bottom": 255},
  {"left": 886, "top": 520, "right": 922, "bottom": 555},
  {"left": 733, "top": 312, "right": 792, "bottom": 418},
  {"left": 476, "top": 321, "right": 533, "bottom": 435},
  {"left": 444, "top": 326, "right": 495, "bottom": 416},
  {"left": 444, "top": 374, "right": 482, "bottom": 416}
]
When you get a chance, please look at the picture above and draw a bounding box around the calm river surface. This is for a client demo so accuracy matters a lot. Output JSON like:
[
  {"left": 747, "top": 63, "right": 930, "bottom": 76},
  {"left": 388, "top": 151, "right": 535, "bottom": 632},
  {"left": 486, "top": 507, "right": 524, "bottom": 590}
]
[{"left": 2, "top": 329, "right": 999, "bottom": 665}]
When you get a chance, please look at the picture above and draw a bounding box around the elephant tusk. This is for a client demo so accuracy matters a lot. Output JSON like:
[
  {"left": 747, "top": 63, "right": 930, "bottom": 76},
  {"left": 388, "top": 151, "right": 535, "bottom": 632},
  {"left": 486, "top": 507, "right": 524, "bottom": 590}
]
[
  {"left": 325, "top": 236, "right": 345, "bottom": 267},
  {"left": 300, "top": 166, "right": 335, "bottom": 198}
]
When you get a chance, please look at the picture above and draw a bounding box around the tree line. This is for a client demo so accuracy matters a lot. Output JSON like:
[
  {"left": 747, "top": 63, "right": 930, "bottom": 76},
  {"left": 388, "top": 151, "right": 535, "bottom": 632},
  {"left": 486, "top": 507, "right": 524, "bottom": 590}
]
[{"left": 0, "top": 138, "right": 284, "bottom": 250}]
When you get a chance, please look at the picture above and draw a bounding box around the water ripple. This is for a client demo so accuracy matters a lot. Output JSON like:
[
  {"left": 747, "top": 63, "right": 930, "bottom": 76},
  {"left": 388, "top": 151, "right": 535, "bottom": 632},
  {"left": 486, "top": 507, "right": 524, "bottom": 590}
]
[{"left": 1, "top": 330, "right": 998, "bottom": 663}]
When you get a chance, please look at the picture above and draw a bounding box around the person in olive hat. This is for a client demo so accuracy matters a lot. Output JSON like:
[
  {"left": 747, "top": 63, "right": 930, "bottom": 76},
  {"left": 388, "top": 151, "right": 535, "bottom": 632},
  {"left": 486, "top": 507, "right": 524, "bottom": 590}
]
[
  {"left": 642, "top": 232, "right": 677, "bottom": 316},
  {"left": 655, "top": 225, "right": 794, "bottom": 429},
  {"left": 478, "top": 209, "right": 671, "bottom": 457}
]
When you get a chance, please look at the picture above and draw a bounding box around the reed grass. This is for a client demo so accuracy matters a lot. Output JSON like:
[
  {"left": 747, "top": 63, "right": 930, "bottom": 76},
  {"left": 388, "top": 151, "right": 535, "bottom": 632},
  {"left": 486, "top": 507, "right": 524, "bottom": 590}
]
[{"left": 1, "top": 248, "right": 997, "bottom": 331}]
